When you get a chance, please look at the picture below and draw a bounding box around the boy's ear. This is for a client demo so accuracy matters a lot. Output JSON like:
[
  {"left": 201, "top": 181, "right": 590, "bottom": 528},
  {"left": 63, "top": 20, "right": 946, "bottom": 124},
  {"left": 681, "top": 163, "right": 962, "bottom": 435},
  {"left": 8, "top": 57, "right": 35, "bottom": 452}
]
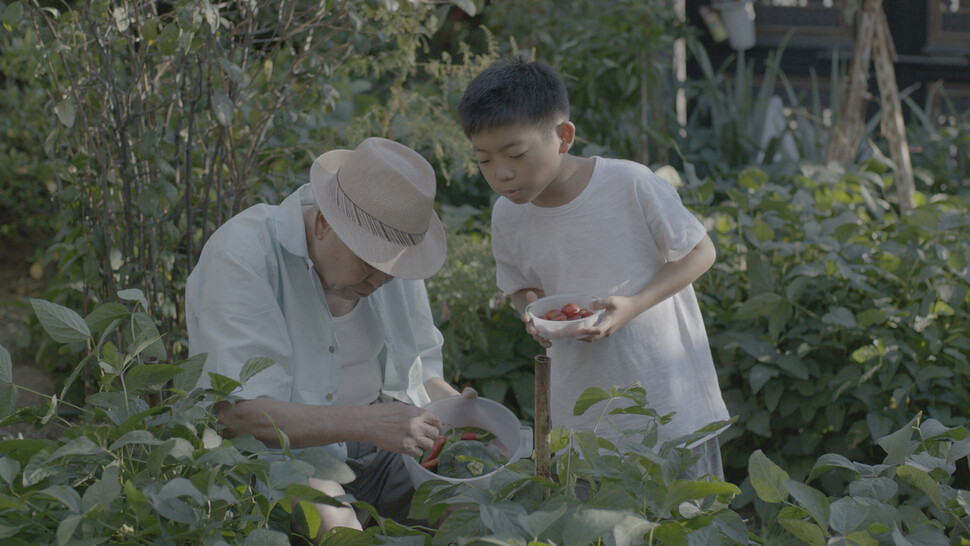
[{"left": 556, "top": 121, "right": 576, "bottom": 153}]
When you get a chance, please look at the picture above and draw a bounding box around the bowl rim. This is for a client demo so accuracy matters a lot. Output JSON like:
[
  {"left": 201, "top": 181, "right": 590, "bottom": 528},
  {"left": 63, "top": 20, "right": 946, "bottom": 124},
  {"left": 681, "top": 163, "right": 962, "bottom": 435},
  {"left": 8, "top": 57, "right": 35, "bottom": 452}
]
[{"left": 525, "top": 293, "right": 604, "bottom": 324}]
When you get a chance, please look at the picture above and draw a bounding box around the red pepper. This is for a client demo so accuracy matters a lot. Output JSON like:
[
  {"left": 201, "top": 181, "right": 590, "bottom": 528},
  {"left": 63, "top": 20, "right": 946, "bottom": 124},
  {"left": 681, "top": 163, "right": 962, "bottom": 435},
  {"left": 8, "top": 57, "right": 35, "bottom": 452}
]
[
  {"left": 422, "top": 435, "right": 447, "bottom": 463},
  {"left": 460, "top": 432, "right": 479, "bottom": 441},
  {"left": 420, "top": 456, "right": 440, "bottom": 470}
]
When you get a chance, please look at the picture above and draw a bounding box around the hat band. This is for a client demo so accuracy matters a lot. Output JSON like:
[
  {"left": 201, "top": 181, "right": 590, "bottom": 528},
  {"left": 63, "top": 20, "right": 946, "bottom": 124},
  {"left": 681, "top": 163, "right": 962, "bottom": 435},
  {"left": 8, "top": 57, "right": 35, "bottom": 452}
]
[{"left": 332, "top": 172, "right": 427, "bottom": 247}]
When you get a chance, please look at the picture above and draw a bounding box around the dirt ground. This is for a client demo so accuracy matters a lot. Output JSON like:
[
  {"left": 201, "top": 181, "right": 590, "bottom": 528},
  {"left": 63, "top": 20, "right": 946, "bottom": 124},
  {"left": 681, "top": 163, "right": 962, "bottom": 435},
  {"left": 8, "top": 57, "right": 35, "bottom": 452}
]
[{"left": 0, "top": 237, "right": 60, "bottom": 440}]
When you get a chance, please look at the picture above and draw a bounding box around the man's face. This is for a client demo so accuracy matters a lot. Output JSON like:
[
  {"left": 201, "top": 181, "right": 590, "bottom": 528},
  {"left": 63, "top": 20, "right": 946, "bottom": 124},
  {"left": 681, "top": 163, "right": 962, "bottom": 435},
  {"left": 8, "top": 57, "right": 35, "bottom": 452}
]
[
  {"left": 469, "top": 123, "right": 566, "bottom": 207},
  {"left": 308, "top": 211, "right": 393, "bottom": 300}
]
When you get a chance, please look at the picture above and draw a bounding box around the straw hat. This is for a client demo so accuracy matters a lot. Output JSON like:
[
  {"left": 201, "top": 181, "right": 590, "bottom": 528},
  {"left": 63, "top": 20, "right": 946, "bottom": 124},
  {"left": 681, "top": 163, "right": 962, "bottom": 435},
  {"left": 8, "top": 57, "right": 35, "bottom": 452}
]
[{"left": 309, "top": 137, "right": 446, "bottom": 280}]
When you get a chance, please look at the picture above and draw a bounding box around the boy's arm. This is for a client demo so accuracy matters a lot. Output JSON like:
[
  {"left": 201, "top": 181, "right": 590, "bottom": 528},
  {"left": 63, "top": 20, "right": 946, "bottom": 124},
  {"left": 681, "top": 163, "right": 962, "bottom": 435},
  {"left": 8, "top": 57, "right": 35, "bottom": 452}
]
[
  {"left": 510, "top": 288, "right": 552, "bottom": 348},
  {"left": 582, "top": 234, "right": 716, "bottom": 342},
  {"left": 510, "top": 288, "right": 546, "bottom": 315}
]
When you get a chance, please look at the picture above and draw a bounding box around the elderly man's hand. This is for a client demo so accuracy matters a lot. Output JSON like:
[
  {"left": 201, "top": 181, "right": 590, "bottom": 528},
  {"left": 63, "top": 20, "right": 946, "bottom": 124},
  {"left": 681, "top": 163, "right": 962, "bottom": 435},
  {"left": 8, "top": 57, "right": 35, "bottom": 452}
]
[{"left": 361, "top": 402, "right": 443, "bottom": 458}]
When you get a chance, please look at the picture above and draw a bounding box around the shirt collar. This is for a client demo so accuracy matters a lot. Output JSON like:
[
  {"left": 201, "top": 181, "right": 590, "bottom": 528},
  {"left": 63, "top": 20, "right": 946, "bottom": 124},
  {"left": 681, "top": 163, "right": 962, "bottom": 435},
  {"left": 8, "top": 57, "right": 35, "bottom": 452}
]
[{"left": 274, "top": 184, "right": 315, "bottom": 259}]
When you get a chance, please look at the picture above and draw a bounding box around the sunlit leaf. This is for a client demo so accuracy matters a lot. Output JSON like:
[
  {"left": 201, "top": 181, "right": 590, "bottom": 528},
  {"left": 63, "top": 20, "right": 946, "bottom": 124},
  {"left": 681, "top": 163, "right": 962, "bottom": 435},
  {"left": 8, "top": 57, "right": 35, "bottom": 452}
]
[
  {"left": 748, "top": 449, "right": 789, "bottom": 502},
  {"left": 240, "top": 356, "right": 275, "bottom": 384},
  {"left": 125, "top": 363, "right": 182, "bottom": 395},
  {"left": 573, "top": 387, "right": 610, "bottom": 416},
  {"left": 30, "top": 299, "right": 91, "bottom": 343}
]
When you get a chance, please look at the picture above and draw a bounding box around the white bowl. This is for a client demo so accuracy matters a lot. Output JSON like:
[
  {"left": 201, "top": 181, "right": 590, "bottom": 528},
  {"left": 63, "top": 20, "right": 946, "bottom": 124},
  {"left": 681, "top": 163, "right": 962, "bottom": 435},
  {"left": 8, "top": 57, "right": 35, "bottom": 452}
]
[
  {"left": 402, "top": 396, "right": 532, "bottom": 489},
  {"left": 525, "top": 293, "right": 604, "bottom": 340}
]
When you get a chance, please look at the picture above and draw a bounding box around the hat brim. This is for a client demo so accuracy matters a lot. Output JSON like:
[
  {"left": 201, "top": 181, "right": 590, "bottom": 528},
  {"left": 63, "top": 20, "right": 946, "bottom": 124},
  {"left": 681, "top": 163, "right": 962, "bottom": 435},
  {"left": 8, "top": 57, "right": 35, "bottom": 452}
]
[{"left": 310, "top": 149, "right": 447, "bottom": 280}]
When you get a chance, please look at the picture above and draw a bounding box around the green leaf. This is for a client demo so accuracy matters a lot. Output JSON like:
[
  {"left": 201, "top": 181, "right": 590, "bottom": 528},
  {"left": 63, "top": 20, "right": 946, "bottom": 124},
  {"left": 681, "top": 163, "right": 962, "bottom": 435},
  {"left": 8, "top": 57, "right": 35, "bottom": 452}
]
[
  {"left": 895, "top": 465, "right": 941, "bottom": 508},
  {"left": 55, "top": 514, "right": 81, "bottom": 546},
  {"left": 748, "top": 449, "right": 790, "bottom": 502},
  {"left": 848, "top": 476, "right": 898, "bottom": 503},
  {"left": 242, "top": 529, "right": 291, "bottom": 546},
  {"left": 53, "top": 99, "right": 75, "bottom": 128},
  {"left": 3, "top": 2, "right": 24, "bottom": 30},
  {"left": 733, "top": 292, "right": 783, "bottom": 320},
  {"left": 109, "top": 430, "right": 163, "bottom": 451},
  {"left": 240, "top": 356, "right": 275, "bottom": 384},
  {"left": 662, "top": 480, "right": 741, "bottom": 512},
  {"left": 172, "top": 353, "right": 206, "bottom": 393},
  {"left": 208, "top": 372, "right": 241, "bottom": 394},
  {"left": 0, "top": 345, "right": 17, "bottom": 419},
  {"left": 157, "top": 21, "right": 179, "bottom": 55},
  {"left": 48, "top": 437, "right": 103, "bottom": 460},
  {"left": 0, "top": 457, "right": 19, "bottom": 486},
  {"left": 125, "top": 363, "right": 183, "bottom": 395},
  {"left": 876, "top": 415, "right": 919, "bottom": 465},
  {"left": 41, "top": 485, "right": 82, "bottom": 513},
  {"left": 573, "top": 387, "right": 610, "bottom": 416},
  {"left": 30, "top": 299, "right": 92, "bottom": 343},
  {"left": 294, "top": 447, "right": 355, "bottom": 484},
  {"left": 785, "top": 479, "right": 830, "bottom": 528},
  {"left": 117, "top": 288, "right": 149, "bottom": 311},
  {"left": 749, "top": 364, "right": 779, "bottom": 394},
  {"left": 747, "top": 251, "right": 775, "bottom": 294},
  {"left": 809, "top": 453, "right": 861, "bottom": 481},
  {"left": 86, "top": 302, "right": 129, "bottom": 334},
  {"left": 81, "top": 464, "right": 121, "bottom": 513},
  {"left": 821, "top": 306, "right": 858, "bottom": 329},
  {"left": 127, "top": 311, "right": 166, "bottom": 361},
  {"left": 777, "top": 517, "right": 827, "bottom": 546},
  {"left": 212, "top": 91, "right": 234, "bottom": 126}
]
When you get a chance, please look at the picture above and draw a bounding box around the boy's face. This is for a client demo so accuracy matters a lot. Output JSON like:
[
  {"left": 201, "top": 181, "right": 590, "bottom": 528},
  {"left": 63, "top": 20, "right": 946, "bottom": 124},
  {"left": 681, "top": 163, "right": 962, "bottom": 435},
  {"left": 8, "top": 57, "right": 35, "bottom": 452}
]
[{"left": 469, "top": 123, "right": 569, "bottom": 207}]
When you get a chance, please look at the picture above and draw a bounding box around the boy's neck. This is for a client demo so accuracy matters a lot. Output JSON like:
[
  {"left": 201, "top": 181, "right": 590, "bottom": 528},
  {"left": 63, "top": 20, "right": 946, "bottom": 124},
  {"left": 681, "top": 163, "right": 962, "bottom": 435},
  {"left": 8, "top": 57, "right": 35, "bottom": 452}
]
[{"left": 533, "top": 154, "right": 595, "bottom": 208}]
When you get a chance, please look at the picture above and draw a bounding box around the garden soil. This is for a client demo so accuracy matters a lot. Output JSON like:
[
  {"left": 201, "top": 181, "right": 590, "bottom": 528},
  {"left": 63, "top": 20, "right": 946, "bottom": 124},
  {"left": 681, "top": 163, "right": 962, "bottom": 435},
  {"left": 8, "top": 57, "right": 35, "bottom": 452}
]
[{"left": 0, "top": 237, "right": 60, "bottom": 440}]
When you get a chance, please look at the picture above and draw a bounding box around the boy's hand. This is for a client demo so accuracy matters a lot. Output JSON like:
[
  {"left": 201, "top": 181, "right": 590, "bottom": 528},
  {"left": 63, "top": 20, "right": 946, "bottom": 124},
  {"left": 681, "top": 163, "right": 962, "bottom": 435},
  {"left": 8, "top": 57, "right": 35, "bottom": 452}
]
[
  {"left": 578, "top": 296, "right": 638, "bottom": 342},
  {"left": 519, "top": 290, "right": 552, "bottom": 348}
]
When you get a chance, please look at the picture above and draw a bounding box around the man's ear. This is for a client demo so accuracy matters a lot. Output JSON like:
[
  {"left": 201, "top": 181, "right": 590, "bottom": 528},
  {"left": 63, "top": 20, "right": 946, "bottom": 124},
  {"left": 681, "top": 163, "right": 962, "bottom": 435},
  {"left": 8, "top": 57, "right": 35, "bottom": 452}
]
[
  {"left": 556, "top": 121, "right": 576, "bottom": 153},
  {"left": 313, "top": 210, "right": 332, "bottom": 239}
]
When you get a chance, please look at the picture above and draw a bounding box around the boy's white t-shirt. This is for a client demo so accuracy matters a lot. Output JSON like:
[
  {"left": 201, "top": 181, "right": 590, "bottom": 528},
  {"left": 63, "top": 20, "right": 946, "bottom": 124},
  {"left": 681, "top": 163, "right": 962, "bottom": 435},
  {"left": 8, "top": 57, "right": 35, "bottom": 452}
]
[{"left": 491, "top": 157, "right": 730, "bottom": 447}]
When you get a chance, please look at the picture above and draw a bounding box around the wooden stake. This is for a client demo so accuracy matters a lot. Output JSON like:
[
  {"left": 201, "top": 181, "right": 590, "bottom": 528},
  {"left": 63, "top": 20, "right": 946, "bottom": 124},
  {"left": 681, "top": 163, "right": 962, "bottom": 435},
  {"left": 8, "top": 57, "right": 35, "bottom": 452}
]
[{"left": 534, "top": 354, "right": 551, "bottom": 490}]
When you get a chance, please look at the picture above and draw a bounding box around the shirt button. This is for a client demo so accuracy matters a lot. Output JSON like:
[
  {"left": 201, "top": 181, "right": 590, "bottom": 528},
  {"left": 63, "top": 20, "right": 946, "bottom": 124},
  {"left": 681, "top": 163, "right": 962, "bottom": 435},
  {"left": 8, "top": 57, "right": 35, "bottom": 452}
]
[
  {"left": 328, "top": 346, "right": 335, "bottom": 353},
  {"left": 326, "top": 393, "right": 333, "bottom": 401}
]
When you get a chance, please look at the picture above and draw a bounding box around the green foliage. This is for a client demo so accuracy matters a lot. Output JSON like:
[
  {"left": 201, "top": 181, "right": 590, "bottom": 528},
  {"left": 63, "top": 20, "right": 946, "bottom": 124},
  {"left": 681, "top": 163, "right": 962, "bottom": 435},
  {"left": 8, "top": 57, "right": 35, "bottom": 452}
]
[
  {"left": 749, "top": 414, "right": 970, "bottom": 544},
  {"left": 479, "top": 0, "right": 687, "bottom": 166},
  {"left": 396, "top": 384, "right": 745, "bottom": 545},
  {"left": 686, "top": 158, "right": 970, "bottom": 489},
  {"left": 426, "top": 229, "right": 538, "bottom": 420},
  {"left": 0, "top": 292, "right": 354, "bottom": 544},
  {"left": 6, "top": 0, "right": 464, "bottom": 381}
]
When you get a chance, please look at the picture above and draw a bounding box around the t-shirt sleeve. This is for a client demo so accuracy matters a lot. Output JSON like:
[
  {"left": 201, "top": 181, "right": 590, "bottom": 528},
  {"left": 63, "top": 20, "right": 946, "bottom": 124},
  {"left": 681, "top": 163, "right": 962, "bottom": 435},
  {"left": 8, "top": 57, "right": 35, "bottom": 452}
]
[
  {"left": 189, "top": 249, "right": 294, "bottom": 401},
  {"left": 636, "top": 173, "right": 708, "bottom": 262},
  {"left": 491, "top": 206, "right": 538, "bottom": 295}
]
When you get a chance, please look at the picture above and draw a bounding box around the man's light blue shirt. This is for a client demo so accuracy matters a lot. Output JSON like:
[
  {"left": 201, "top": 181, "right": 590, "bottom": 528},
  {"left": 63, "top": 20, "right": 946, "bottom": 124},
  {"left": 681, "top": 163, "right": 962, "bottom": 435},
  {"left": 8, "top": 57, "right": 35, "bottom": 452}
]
[{"left": 186, "top": 184, "right": 445, "bottom": 461}]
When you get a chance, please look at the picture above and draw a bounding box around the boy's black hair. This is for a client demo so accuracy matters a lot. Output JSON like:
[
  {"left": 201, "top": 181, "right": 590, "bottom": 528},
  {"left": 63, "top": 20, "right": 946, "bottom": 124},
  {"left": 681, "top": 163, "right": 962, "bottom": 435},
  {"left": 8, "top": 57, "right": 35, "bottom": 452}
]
[{"left": 458, "top": 58, "right": 569, "bottom": 138}]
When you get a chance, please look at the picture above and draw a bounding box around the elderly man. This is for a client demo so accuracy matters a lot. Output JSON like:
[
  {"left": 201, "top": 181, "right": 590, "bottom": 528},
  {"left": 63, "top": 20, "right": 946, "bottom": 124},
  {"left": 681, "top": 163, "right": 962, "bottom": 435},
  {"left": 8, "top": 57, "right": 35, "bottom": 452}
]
[{"left": 185, "top": 137, "right": 472, "bottom": 536}]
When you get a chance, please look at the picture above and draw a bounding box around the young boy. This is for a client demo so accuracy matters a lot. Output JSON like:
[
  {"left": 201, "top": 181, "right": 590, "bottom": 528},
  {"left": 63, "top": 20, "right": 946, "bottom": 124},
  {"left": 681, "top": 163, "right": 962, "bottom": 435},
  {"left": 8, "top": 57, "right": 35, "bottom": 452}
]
[{"left": 458, "top": 58, "right": 730, "bottom": 479}]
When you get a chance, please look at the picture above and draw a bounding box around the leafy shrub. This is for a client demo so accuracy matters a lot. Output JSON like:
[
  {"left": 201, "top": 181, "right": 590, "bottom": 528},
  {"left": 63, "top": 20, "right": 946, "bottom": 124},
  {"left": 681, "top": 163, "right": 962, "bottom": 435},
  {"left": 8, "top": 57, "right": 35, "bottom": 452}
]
[
  {"left": 426, "top": 229, "right": 539, "bottom": 420},
  {"left": 394, "top": 384, "right": 744, "bottom": 545},
  {"left": 0, "top": 292, "right": 353, "bottom": 544},
  {"left": 749, "top": 414, "right": 970, "bottom": 544},
  {"left": 685, "top": 159, "right": 970, "bottom": 491}
]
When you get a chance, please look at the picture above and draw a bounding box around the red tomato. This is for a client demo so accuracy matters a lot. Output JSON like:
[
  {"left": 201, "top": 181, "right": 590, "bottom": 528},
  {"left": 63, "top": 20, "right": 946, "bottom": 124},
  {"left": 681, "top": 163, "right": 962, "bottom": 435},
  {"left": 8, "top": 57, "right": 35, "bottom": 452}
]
[
  {"left": 565, "top": 313, "right": 580, "bottom": 321},
  {"left": 578, "top": 309, "right": 593, "bottom": 318},
  {"left": 561, "top": 303, "right": 581, "bottom": 316},
  {"left": 544, "top": 309, "right": 567, "bottom": 321}
]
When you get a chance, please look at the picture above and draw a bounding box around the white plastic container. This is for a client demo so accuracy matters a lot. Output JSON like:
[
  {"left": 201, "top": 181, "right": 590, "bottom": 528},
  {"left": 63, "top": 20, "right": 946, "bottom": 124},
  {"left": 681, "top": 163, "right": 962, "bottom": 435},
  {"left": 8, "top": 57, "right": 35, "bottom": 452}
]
[
  {"left": 403, "top": 396, "right": 533, "bottom": 489},
  {"left": 525, "top": 293, "right": 604, "bottom": 341},
  {"left": 713, "top": 0, "right": 756, "bottom": 51}
]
